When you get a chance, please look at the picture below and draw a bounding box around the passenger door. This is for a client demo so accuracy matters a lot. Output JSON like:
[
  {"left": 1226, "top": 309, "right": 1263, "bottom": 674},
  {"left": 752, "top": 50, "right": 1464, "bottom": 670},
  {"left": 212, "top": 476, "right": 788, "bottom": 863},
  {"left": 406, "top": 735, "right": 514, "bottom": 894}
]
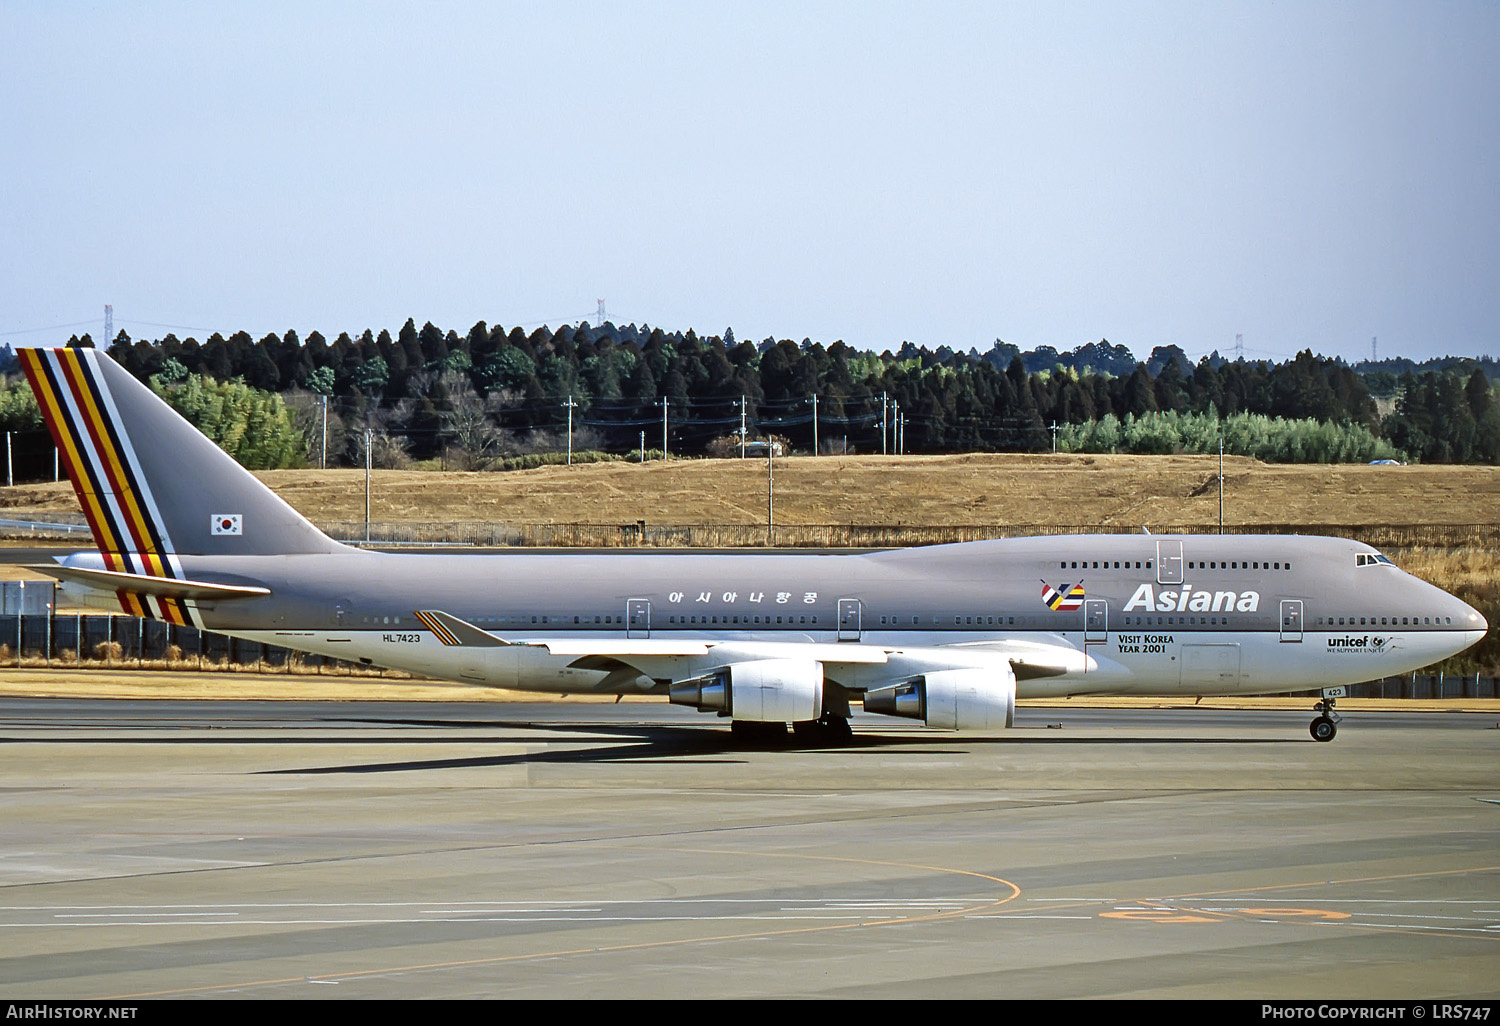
[
  {"left": 626, "top": 598, "right": 651, "bottom": 639},
  {"left": 1156, "top": 540, "right": 1184, "bottom": 585},
  {"left": 1279, "top": 599, "right": 1303, "bottom": 643},
  {"left": 1085, "top": 598, "right": 1108, "bottom": 643},
  {"left": 838, "top": 598, "right": 862, "bottom": 641}
]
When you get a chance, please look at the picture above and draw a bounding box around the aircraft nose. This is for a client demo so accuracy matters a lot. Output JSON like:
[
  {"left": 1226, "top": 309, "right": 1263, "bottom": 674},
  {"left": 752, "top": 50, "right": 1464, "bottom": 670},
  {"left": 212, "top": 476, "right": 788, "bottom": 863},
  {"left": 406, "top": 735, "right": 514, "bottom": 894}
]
[
  {"left": 1466, "top": 602, "right": 1488, "bottom": 635},
  {"left": 1450, "top": 591, "right": 1488, "bottom": 639}
]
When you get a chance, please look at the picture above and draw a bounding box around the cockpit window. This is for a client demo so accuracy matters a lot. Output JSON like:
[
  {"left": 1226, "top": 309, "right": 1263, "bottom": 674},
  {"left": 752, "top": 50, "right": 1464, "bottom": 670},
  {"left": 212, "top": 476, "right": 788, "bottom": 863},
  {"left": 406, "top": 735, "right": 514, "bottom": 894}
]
[{"left": 1356, "top": 552, "right": 1397, "bottom": 568}]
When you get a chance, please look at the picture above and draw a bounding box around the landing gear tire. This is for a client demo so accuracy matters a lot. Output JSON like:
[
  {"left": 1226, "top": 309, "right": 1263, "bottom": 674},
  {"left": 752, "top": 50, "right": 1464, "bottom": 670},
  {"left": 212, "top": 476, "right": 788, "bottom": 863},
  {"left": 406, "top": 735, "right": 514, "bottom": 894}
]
[
  {"left": 1309, "top": 693, "right": 1342, "bottom": 743},
  {"left": 822, "top": 715, "right": 853, "bottom": 743},
  {"left": 731, "top": 720, "right": 788, "bottom": 744},
  {"left": 791, "top": 715, "right": 854, "bottom": 745}
]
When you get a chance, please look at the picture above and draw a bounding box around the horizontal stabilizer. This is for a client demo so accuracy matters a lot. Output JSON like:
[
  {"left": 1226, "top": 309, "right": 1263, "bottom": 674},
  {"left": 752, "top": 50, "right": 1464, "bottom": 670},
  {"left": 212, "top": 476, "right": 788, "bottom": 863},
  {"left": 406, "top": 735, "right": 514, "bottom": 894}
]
[
  {"left": 31, "top": 564, "right": 271, "bottom": 602},
  {"left": 412, "top": 610, "right": 512, "bottom": 647}
]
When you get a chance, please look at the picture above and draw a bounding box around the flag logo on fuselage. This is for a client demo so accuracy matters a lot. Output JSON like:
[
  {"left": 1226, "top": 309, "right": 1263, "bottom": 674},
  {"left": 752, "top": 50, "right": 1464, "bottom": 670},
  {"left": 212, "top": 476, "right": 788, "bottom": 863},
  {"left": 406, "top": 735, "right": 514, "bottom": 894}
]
[
  {"left": 1041, "top": 580, "right": 1085, "bottom": 611},
  {"left": 211, "top": 514, "right": 243, "bottom": 536}
]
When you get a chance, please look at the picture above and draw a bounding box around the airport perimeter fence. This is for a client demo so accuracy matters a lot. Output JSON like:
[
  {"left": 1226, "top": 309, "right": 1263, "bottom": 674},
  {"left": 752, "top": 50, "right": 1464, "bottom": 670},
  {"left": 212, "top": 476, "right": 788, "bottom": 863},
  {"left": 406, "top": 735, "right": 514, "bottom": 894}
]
[
  {"left": 0, "top": 606, "right": 392, "bottom": 678},
  {"left": 6, "top": 513, "right": 1500, "bottom": 549}
]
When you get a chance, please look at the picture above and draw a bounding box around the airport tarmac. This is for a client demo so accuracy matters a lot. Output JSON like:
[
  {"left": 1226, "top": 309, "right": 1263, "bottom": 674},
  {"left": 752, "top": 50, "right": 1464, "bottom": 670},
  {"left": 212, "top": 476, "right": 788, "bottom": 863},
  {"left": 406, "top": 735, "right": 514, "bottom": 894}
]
[{"left": 0, "top": 698, "right": 1496, "bottom": 1000}]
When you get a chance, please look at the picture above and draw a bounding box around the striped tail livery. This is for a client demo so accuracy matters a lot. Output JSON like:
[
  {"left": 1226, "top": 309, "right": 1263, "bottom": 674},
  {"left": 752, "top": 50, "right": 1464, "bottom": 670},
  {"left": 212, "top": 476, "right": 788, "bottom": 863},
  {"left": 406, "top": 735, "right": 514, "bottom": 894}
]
[{"left": 18, "top": 345, "right": 342, "bottom": 624}]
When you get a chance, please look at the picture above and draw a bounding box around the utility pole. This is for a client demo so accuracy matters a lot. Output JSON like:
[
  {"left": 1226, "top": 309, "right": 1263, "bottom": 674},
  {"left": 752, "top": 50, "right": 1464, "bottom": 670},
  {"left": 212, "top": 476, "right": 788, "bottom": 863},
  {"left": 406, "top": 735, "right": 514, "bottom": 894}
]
[
  {"left": 810, "top": 393, "right": 818, "bottom": 455},
  {"left": 563, "top": 395, "right": 577, "bottom": 465},
  {"left": 639, "top": 430, "right": 646, "bottom": 463},
  {"left": 5, "top": 432, "right": 11, "bottom": 487},
  {"left": 1218, "top": 437, "right": 1225, "bottom": 535},
  {"left": 739, "top": 395, "right": 747, "bottom": 458},
  {"left": 364, "top": 428, "right": 373, "bottom": 544},
  {"left": 881, "top": 393, "right": 888, "bottom": 455},
  {"left": 767, "top": 438, "right": 774, "bottom": 545},
  {"left": 319, "top": 395, "right": 328, "bottom": 470},
  {"left": 1051, "top": 420, "right": 1059, "bottom": 454},
  {"left": 657, "top": 398, "right": 669, "bottom": 459}
]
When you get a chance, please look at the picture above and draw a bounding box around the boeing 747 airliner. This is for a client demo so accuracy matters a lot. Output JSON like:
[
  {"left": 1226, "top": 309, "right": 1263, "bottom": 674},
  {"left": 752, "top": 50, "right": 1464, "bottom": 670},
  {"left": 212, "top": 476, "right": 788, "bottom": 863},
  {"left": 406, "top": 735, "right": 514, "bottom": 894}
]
[{"left": 18, "top": 347, "right": 1487, "bottom": 742}]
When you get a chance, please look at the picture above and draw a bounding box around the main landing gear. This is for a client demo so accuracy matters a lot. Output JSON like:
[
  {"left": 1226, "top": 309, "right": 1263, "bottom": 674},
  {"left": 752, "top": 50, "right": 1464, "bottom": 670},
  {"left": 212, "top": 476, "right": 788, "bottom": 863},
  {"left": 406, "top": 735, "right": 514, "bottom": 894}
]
[
  {"left": 1310, "top": 689, "right": 1343, "bottom": 742},
  {"left": 729, "top": 715, "right": 853, "bottom": 746},
  {"left": 793, "top": 714, "right": 853, "bottom": 744}
]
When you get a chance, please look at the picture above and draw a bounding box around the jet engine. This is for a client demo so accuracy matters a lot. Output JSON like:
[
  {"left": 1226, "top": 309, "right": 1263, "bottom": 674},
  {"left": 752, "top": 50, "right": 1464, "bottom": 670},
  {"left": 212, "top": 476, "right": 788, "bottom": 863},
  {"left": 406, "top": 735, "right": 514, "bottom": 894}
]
[
  {"left": 668, "top": 658, "right": 824, "bottom": 723},
  {"left": 863, "top": 664, "right": 1016, "bottom": 730}
]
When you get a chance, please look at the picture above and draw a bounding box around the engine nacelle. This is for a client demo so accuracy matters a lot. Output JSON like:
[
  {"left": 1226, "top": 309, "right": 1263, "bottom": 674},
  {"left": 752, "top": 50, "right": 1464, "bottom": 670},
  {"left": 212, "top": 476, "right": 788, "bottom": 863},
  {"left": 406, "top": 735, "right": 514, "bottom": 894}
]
[
  {"left": 864, "top": 665, "right": 1016, "bottom": 730},
  {"left": 668, "top": 658, "right": 824, "bottom": 723}
]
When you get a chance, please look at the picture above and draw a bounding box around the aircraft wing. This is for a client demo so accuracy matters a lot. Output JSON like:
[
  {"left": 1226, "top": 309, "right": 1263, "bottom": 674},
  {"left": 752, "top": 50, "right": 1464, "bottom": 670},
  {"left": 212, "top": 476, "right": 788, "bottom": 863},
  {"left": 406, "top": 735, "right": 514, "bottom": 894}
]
[
  {"left": 534, "top": 639, "right": 891, "bottom": 663},
  {"left": 412, "top": 610, "right": 1089, "bottom": 684},
  {"left": 410, "top": 611, "right": 891, "bottom": 663}
]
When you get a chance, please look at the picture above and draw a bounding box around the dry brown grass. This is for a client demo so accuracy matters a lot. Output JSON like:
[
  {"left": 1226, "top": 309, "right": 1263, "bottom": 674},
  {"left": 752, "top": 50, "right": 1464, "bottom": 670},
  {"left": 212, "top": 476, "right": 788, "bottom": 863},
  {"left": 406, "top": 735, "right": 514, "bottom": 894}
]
[
  {"left": 279, "top": 454, "right": 1500, "bottom": 531},
  {"left": 5, "top": 453, "right": 1500, "bottom": 533}
]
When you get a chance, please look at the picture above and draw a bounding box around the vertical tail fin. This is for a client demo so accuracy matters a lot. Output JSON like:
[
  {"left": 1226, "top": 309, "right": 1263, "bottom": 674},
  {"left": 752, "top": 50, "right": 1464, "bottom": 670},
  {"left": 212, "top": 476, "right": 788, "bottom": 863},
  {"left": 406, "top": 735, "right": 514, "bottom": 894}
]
[{"left": 19, "top": 347, "right": 343, "bottom": 573}]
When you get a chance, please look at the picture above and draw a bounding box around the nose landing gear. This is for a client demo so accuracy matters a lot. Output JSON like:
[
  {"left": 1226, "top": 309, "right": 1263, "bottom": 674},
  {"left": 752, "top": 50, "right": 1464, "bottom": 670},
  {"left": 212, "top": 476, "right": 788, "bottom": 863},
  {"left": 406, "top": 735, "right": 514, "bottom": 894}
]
[{"left": 1310, "top": 689, "right": 1343, "bottom": 742}]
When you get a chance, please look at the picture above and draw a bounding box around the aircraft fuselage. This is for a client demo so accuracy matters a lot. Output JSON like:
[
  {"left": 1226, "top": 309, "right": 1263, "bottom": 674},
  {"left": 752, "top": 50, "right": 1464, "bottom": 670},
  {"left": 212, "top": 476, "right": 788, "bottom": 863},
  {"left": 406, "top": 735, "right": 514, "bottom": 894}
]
[{"left": 61, "top": 532, "right": 1485, "bottom": 699}]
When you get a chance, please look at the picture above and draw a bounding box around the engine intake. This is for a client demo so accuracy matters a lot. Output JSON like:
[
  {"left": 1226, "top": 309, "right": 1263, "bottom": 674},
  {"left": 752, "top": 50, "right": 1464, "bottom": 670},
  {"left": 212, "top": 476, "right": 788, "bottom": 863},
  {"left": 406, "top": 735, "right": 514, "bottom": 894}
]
[
  {"left": 668, "top": 658, "right": 824, "bottom": 723},
  {"left": 864, "top": 665, "right": 1016, "bottom": 730}
]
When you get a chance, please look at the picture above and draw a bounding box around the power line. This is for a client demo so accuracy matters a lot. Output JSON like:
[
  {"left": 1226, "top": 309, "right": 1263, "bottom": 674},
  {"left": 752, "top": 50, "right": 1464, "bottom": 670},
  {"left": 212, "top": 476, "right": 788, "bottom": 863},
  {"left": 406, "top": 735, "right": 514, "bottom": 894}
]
[{"left": 0, "top": 319, "right": 99, "bottom": 338}]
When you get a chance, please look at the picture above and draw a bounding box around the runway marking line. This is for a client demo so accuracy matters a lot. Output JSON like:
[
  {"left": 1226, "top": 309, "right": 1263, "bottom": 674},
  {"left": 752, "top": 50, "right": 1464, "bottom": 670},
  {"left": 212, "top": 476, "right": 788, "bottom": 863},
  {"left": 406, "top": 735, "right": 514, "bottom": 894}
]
[
  {"left": 104, "top": 848, "right": 1022, "bottom": 1000},
  {"left": 978, "top": 864, "right": 1500, "bottom": 934}
]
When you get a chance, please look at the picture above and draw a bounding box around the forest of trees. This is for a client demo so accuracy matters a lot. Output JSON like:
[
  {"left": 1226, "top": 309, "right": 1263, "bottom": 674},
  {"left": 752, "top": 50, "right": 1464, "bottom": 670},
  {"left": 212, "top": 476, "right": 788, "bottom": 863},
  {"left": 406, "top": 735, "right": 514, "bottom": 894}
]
[{"left": 0, "top": 320, "right": 1493, "bottom": 472}]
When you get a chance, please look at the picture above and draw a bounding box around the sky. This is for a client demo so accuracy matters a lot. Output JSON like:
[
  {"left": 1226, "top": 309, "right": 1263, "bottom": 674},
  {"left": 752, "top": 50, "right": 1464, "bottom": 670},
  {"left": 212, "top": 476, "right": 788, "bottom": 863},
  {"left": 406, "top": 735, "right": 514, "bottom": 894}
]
[{"left": 3, "top": 1, "right": 1497, "bottom": 366}]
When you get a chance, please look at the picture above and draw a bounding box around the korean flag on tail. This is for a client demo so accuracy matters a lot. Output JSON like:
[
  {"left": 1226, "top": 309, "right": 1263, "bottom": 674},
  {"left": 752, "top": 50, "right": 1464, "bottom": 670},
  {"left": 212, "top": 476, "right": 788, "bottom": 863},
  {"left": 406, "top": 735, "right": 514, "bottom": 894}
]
[{"left": 211, "top": 513, "right": 243, "bottom": 536}]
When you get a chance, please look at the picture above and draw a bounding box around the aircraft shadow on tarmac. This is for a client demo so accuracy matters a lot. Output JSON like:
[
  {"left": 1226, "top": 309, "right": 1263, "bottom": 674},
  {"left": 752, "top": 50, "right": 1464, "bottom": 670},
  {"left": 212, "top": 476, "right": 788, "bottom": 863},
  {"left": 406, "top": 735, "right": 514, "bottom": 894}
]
[{"left": 259, "top": 717, "right": 1297, "bottom": 776}]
